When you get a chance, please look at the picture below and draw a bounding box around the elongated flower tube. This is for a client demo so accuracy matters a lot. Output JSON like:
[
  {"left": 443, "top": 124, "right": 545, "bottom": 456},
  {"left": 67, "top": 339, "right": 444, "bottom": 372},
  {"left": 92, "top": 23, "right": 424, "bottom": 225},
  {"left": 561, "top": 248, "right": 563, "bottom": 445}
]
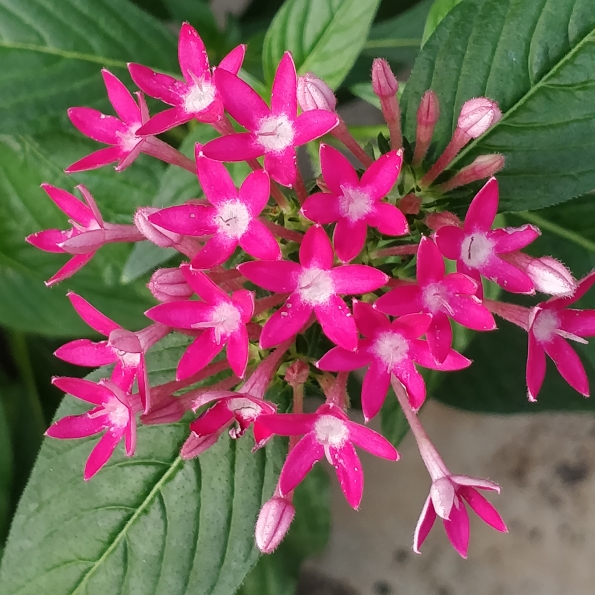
[
  {"left": 372, "top": 58, "right": 402, "bottom": 149},
  {"left": 412, "top": 90, "right": 440, "bottom": 167},
  {"left": 239, "top": 225, "right": 388, "bottom": 351}
]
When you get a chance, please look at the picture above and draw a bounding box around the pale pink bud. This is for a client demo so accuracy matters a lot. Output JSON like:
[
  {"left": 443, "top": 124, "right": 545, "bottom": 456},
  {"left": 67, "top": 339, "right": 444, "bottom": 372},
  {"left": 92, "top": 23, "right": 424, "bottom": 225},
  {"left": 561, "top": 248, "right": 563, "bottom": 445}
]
[
  {"left": 149, "top": 267, "right": 194, "bottom": 302},
  {"left": 457, "top": 98, "right": 501, "bottom": 139},
  {"left": 438, "top": 154, "right": 505, "bottom": 192},
  {"left": 135, "top": 207, "right": 183, "bottom": 248},
  {"left": 413, "top": 90, "right": 440, "bottom": 167},
  {"left": 425, "top": 211, "right": 462, "bottom": 231},
  {"left": 285, "top": 360, "right": 309, "bottom": 387},
  {"left": 141, "top": 397, "right": 186, "bottom": 425},
  {"left": 372, "top": 59, "right": 398, "bottom": 98},
  {"left": 255, "top": 496, "right": 295, "bottom": 554},
  {"left": 180, "top": 431, "right": 220, "bottom": 460},
  {"left": 297, "top": 73, "right": 337, "bottom": 112}
]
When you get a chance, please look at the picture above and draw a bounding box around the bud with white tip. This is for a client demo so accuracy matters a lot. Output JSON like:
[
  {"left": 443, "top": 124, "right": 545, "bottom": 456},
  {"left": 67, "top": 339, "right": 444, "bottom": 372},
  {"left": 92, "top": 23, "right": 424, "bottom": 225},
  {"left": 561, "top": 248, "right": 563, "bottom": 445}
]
[{"left": 255, "top": 495, "right": 296, "bottom": 554}]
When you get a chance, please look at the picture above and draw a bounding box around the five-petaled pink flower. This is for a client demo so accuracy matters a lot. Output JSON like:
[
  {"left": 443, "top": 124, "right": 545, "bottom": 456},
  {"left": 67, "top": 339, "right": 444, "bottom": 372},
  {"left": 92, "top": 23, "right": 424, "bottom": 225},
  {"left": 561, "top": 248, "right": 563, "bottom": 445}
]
[
  {"left": 239, "top": 225, "right": 388, "bottom": 351},
  {"left": 202, "top": 52, "right": 339, "bottom": 186},
  {"left": 317, "top": 301, "right": 470, "bottom": 419},
  {"left": 26, "top": 183, "right": 143, "bottom": 286},
  {"left": 47, "top": 377, "right": 137, "bottom": 480},
  {"left": 435, "top": 178, "right": 541, "bottom": 296},
  {"left": 67, "top": 69, "right": 151, "bottom": 172},
  {"left": 375, "top": 236, "right": 496, "bottom": 363},
  {"left": 257, "top": 403, "right": 399, "bottom": 509},
  {"left": 301, "top": 144, "right": 408, "bottom": 262},
  {"left": 129, "top": 23, "right": 246, "bottom": 134},
  {"left": 149, "top": 147, "right": 280, "bottom": 268},
  {"left": 526, "top": 270, "right": 595, "bottom": 401},
  {"left": 146, "top": 265, "right": 254, "bottom": 380}
]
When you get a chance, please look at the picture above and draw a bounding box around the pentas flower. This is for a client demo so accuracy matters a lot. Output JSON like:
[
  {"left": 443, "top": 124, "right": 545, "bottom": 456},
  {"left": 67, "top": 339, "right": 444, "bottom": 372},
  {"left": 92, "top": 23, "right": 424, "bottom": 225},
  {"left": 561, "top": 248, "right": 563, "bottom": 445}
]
[
  {"left": 375, "top": 236, "right": 496, "bottom": 363},
  {"left": 301, "top": 144, "right": 408, "bottom": 262},
  {"left": 146, "top": 265, "right": 254, "bottom": 379},
  {"left": 257, "top": 403, "right": 399, "bottom": 509},
  {"left": 129, "top": 23, "right": 246, "bottom": 134},
  {"left": 26, "top": 184, "right": 143, "bottom": 286},
  {"left": 317, "top": 301, "right": 470, "bottom": 419},
  {"left": 203, "top": 52, "right": 339, "bottom": 186},
  {"left": 238, "top": 225, "right": 388, "bottom": 351},
  {"left": 149, "top": 147, "right": 280, "bottom": 268},
  {"left": 47, "top": 377, "right": 137, "bottom": 480},
  {"left": 55, "top": 292, "right": 169, "bottom": 412},
  {"left": 434, "top": 177, "right": 541, "bottom": 296}
]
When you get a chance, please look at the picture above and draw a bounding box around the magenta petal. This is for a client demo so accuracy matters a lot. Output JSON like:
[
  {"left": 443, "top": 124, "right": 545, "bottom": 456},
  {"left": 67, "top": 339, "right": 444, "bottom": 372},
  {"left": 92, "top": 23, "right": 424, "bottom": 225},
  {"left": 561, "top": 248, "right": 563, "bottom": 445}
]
[
  {"left": 483, "top": 257, "right": 535, "bottom": 294},
  {"left": 441, "top": 272, "right": 478, "bottom": 295},
  {"left": 125, "top": 421, "right": 136, "bottom": 456},
  {"left": 329, "top": 442, "right": 364, "bottom": 509},
  {"left": 238, "top": 260, "right": 300, "bottom": 292},
  {"left": 319, "top": 143, "right": 359, "bottom": 195},
  {"left": 374, "top": 285, "right": 422, "bottom": 317},
  {"left": 550, "top": 270, "right": 595, "bottom": 308},
  {"left": 459, "top": 487, "right": 507, "bottom": 532},
  {"left": 68, "top": 107, "right": 125, "bottom": 144},
  {"left": 413, "top": 495, "right": 437, "bottom": 553},
  {"left": 443, "top": 499, "right": 470, "bottom": 558},
  {"left": 435, "top": 225, "right": 465, "bottom": 261},
  {"left": 559, "top": 309, "right": 595, "bottom": 337},
  {"left": 138, "top": 107, "right": 191, "bottom": 135},
  {"left": 128, "top": 63, "right": 184, "bottom": 105},
  {"left": 367, "top": 202, "right": 408, "bottom": 236},
  {"left": 271, "top": 52, "right": 297, "bottom": 118},
  {"left": 214, "top": 68, "right": 270, "bottom": 130},
  {"left": 84, "top": 430, "right": 122, "bottom": 480},
  {"left": 55, "top": 339, "right": 117, "bottom": 367},
  {"left": 263, "top": 148, "right": 297, "bottom": 187},
  {"left": 41, "top": 184, "right": 94, "bottom": 225},
  {"left": 353, "top": 300, "right": 390, "bottom": 337},
  {"left": 346, "top": 419, "right": 398, "bottom": 460},
  {"left": 46, "top": 412, "right": 106, "bottom": 439},
  {"left": 149, "top": 204, "right": 215, "bottom": 236},
  {"left": 67, "top": 292, "right": 120, "bottom": 335},
  {"left": 334, "top": 218, "right": 367, "bottom": 263},
  {"left": 301, "top": 192, "right": 341, "bottom": 224},
  {"left": 411, "top": 340, "right": 471, "bottom": 371},
  {"left": 360, "top": 150, "right": 403, "bottom": 198},
  {"left": 300, "top": 225, "right": 334, "bottom": 269},
  {"left": 393, "top": 313, "right": 432, "bottom": 339},
  {"left": 65, "top": 146, "right": 123, "bottom": 173},
  {"left": 239, "top": 169, "right": 270, "bottom": 216},
  {"left": 393, "top": 363, "right": 426, "bottom": 411},
  {"left": 177, "top": 332, "right": 225, "bottom": 380},
  {"left": 101, "top": 69, "right": 140, "bottom": 125},
  {"left": 491, "top": 225, "right": 540, "bottom": 253},
  {"left": 227, "top": 325, "right": 249, "bottom": 378},
  {"left": 464, "top": 177, "right": 498, "bottom": 233},
  {"left": 202, "top": 133, "right": 264, "bottom": 162},
  {"left": 26, "top": 229, "right": 69, "bottom": 253},
  {"left": 196, "top": 152, "right": 238, "bottom": 206},
  {"left": 231, "top": 289, "right": 255, "bottom": 322},
  {"left": 279, "top": 433, "right": 324, "bottom": 495},
  {"left": 145, "top": 300, "right": 212, "bottom": 329},
  {"left": 260, "top": 295, "right": 311, "bottom": 349},
  {"left": 294, "top": 110, "right": 339, "bottom": 145},
  {"left": 52, "top": 377, "right": 113, "bottom": 405},
  {"left": 361, "top": 362, "right": 391, "bottom": 421},
  {"left": 544, "top": 335, "right": 589, "bottom": 396},
  {"left": 448, "top": 295, "right": 496, "bottom": 331},
  {"left": 257, "top": 413, "right": 315, "bottom": 436},
  {"left": 426, "top": 313, "right": 452, "bottom": 364},
  {"left": 218, "top": 44, "right": 246, "bottom": 74},
  {"left": 46, "top": 254, "right": 94, "bottom": 286},
  {"left": 315, "top": 295, "right": 359, "bottom": 351},
  {"left": 240, "top": 219, "right": 281, "bottom": 261},
  {"left": 191, "top": 235, "right": 237, "bottom": 269},
  {"left": 178, "top": 23, "right": 209, "bottom": 81},
  {"left": 317, "top": 344, "right": 372, "bottom": 371},
  {"left": 182, "top": 266, "right": 228, "bottom": 304},
  {"left": 331, "top": 265, "right": 388, "bottom": 294},
  {"left": 190, "top": 401, "right": 234, "bottom": 436},
  {"left": 417, "top": 236, "right": 445, "bottom": 285}
]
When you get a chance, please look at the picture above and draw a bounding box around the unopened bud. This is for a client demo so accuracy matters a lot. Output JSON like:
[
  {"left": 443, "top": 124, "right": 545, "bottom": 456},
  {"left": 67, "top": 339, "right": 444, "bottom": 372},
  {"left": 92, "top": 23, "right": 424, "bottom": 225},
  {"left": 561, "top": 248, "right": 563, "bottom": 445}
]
[
  {"left": 285, "top": 360, "right": 309, "bottom": 387},
  {"left": 135, "top": 206, "right": 182, "bottom": 248},
  {"left": 372, "top": 59, "right": 398, "bottom": 98},
  {"left": 255, "top": 496, "right": 295, "bottom": 554},
  {"left": 398, "top": 194, "right": 422, "bottom": 215},
  {"left": 457, "top": 98, "right": 501, "bottom": 139},
  {"left": 149, "top": 267, "right": 194, "bottom": 302},
  {"left": 142, "top": 396, "right": 186, "bottom": 425},
  {"left": 180, "top": 430, "right": 220, "bottom": 459},
  {"left": 413, "top": 90, "right": 440, "bottom": 167},
  {"left": 425, "top": 211, "right": 462, "bottom": 231},
  {"left": 297, "top": 73, "right": 337, "bottom": 112},
  {"left": 438, "top": 154, "right": 505, "bottom": 192}
]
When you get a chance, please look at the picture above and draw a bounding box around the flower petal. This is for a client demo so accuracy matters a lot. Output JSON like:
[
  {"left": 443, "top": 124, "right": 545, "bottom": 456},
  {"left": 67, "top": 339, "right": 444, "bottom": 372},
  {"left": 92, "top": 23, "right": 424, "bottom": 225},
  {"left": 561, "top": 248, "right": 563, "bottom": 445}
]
[
  {"left": 84, "top": 431, "right": 122, "bottom": 480},
  {"left": 238, "top": 260, "right": 301, "bottom": 292},
  {"left": 145, "top": 300, "right": 213, "bottom": 329},
  {"left": 196, "top": 151, "right": 238, "bottom": 206},
  {"left": 257, "top": 413, "right": 316, "bottom": 436},
  {"left": 137, "top": 107, "right": 192, "bottom": 135},
  {"left": 52, "top": 377, "right": 114, "bottom": 404},
  {"left": 240, "top": 219, "right": 281, "bottom": 261},
  {"left": 294, "top": 110, "right": 339, "bottom": 145},
  {"left": 148, "top": 204, "right": 216, "bottom": 236},
  {"left": 101, "top": 69, "right": 140, "bottom": 125},
  {"left": 463, "top": 177, "right": 498, "bottom": 233},
  {"left": 374, "top": 284, "right": 422, "bottom": 317},
  {"left": 231, "top": 289, "right": 255, "bottom": 322},
  {"left": 483, "top": 257, "right": 535, "bottom": 294},
  {"left": 301, "top": 192, "right": 341, "bottom": 224},
  {"left": 319, "top": 143, "right": 359, "bottom": 195},
  {"left": 46, "top": 254, "right": 95, "bottom": 286},
  {"left": 279, "top": 433, "right": 324, "bottom": 495},
  {"left": 393, "top": 363, "right": 426, "bottom": 411},
  {"left": 353, "top": 300, "right": 390, "bottom": 337},
  {"left": 549, "top": 269, "right": 595, "bottom": 308},
  {"left": 300, "top": 225, "right": 334, "bottom": 269},
  {"left": 417, "top": 236, "right": 445, "bottom": 285},
  {"left": 239, "top": 169, "right": 270, "bottom": 216},
  {"left": 182, "top": 265, "right": 229, "bottom": 304},
  {"left": 448, "top": 295, "right": 496, "bottom": 331},
  {"left": 361, "top": 362, "right": 391, "bottom": 421},
  {"left": 491, "top": 224, "right": 540, "bottom": 253},
  {"left": 67, "top": 292, "right": 120, "bottom": 335},
  {"left": 426, "top": 313, "right": 452, "bottom": 364},
  {"left": 317, "top": 344, "right": 372, "bottom": 371},
  {"left": 128, "top": 63, "right": 184, "bottom": 105},
  {"left": 68, "top": 107, "right": 126, "bottom": 144},
  {"left": 190, "top": 401, "right": 234, "bottom": 436},
  {"left": 26, "top": 229, "right": 69, "bottom": 253},
  {"left": 191, "top": 234, "right": 237, "bottom": 269},
  {"left": 177, "top": 332, "right": 225, "bottom": 380},
  {"left": 55, "top": 339, "right": 117, "bottom": 367},
  {"left": 260, "top": 294, "right": 312, "bottom": 349},
  {"left": 218, "top": 44, "right": 246, "bottom": 74},
  {"left": 202, "top": 133, "right": 264, "bottom": 162},
  {"left": 543, "top": 335, "right": 589, "bottom": 396},
  {"left": 413, "top": 495, "right": 437, "bottom": 553},
  {"left": 459, "top": 487, "right": 507, "bottom": 532},
  {"left": 435, "top": 225, "right": 465, "bottom": 261},
  {"left": 331, "top": 265, "right": 388, "bottom": 294},
  {"left": 46, "top": 412, "right": 107, "bottom": 439},
  {"left": 366, "top": 202, "right": 408, "bottom": 236},
  {"left": 271, "top": 52, "right": 297, "bottom": 118},
  {"left": 333, "top": 218, "right": 367, "bottom": 263},
  {"left": 65, "top": 146, "right": 124, "bottom": 173},
  {"left": 360, "top": 150, "right": 402, "bottom": 199},
  {"left": 178, "top": 23, "right": 209, "bottom": 80},
  {"left": 315, "top": 295, "right": 359, "bottom": 351},
  {"left": 263, "top": 148, "right": 297, "bottom": 187},
  {"left": 41, "top": 184, "right": 95, "bottom": 226},
  {"left": 443, "top": 499, "right": 470, "bottom": 558},
  {"left": 392, "top": 313, "right": 432, "bottom": 339},
  {"left": 227, "top": 325, "right": 249, "bottom": 378},
  {"left": 346, "top": 420, "right": 398, "bottom": 460},
  {"left": 559, "top": 309, "right": 595, "bottom": 338},
  {"left": 329, "top": 442, "right": 364, "bottom": 509},
  {"left": 411, "top": 340, "right": 471, "bottom": 371}
]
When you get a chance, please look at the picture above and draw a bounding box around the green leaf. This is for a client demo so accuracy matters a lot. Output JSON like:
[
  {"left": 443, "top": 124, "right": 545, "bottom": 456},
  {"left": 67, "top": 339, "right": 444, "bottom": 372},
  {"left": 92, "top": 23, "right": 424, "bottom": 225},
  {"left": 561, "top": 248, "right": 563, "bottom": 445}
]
[
  {"left": 402, "top": 0, "right": 595, "bottom": 211},
  {"left": 421, "top": 0, "right": 464, "bottom": 45},
  {"left": 0, "top": 133, "right": 160, "bottom": 336},
  {"left": 350, "top": 83, "right": 381, "bottom": 109},
  {"left": 0, "top": 0, "right": 177, "bottom": 134},
  {"left": 263, "top": 0, "right": 381, "bottom": 90},
  {"left": 0, "top": 383, "right": 13, "bottom": 550},
  {"left": 0, "top": 334, "right": 284, "bottom": 594}
]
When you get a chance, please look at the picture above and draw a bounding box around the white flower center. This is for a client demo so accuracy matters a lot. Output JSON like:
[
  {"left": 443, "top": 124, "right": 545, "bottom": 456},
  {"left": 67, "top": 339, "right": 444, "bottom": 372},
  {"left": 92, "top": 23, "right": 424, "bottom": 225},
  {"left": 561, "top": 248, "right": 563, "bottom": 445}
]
[
  {"left": 372, "top": 331, "right": 409, "bottom": 368},
  {"left": 338, "top": 187, "right": 373, "bottom": 222},
  {"left": 532, "top": 310, "right": 560, "bottom": 343},
  {"left": 297, "top": 267, "right": 335, "bottom": 306},
  {"left": 460, "top": 232, "right": 494, "bottom": 269},
  {"left": 183, "top": 75, "right": 216, "bottom": 114},
  {"left": 256, "top": 113, "right": 295, "bottom": 153},
  {"left": 214, "top": 200, "right": 251, "bottom": 239},
  {"left": 227, "top": 397, "right": 260, "bottom": 420},
  {"left": 210, "top": 302, "right": 242, "bottom": 342},
  {"left": 116, "top": 127, "right": 141, "bottom": 152},
  {"left": 314, "top": 415, "right": 349, "bottom": 448},
  {"left": 102, "top": 397, "right": 129, "bottom": 429},
  {"left": 422, "top": 282, "right": 452, "bottom": 315}
]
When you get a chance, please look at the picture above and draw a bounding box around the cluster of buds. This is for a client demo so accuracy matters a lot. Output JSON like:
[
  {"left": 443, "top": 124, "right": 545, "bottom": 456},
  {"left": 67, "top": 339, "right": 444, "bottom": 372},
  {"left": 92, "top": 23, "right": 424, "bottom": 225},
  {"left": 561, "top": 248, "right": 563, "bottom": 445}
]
[{"left": 28, "top": 24, "right": 595, "bottom": 559}]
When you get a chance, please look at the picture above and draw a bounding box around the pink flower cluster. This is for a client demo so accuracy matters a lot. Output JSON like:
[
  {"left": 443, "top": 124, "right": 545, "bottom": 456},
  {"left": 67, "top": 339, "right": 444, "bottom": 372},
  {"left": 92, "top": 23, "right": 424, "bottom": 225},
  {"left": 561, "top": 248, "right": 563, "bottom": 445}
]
[{"left": 28, "top": 25, "right": 595, "bottom": 559}]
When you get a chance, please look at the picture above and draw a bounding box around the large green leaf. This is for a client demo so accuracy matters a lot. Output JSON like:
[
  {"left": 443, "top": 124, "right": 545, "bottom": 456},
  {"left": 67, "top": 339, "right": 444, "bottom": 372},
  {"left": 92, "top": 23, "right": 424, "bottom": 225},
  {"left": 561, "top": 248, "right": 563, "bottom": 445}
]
[
  {"left": 0, "top": 133, "right": 160, "bottom": 336},
  {"left": 0, "top": 334, "right": 285, "bottom": 594},
  {"left": 0, "top": 384, "right": 13, "bottom": 552},
  {"left": 421, "top": 0, "right": 463, "bottom": 45},
  {"left": 263, "top": 0, "right": 381, "bottom": 90},
  {"left": 402, "top": 0, "right": 595, "bottom": 211},
  {"left": 0, "top": 0, "right": 177, "bottom": 134}
]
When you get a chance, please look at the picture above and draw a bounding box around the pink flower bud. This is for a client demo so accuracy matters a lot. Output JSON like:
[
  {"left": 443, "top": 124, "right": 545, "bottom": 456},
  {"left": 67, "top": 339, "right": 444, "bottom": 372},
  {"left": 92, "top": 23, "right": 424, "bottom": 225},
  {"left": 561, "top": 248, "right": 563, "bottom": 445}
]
[
  {"left": 457, "top": 98, "right": 501, "bottom": 139},
  {"left": 398, "top": 194, "right": 422, "bottom": 215},
  {"left": 425, "top": 211, "right": 462, "bottom": 231},
  {"left": 135, "top": 207, "right": 183, "bottom": 248},
  {"left": 148, "top": 267, "right": 194, "bottom": 302},
  {"left": 371, "top": 59, "right": 398, "bottom": 98},
  {"left": 180, "top": 430, "right": 221, "bottom": 460},
  {"left": 297, "top": 73, "right": 337, "bottom": 112},
  {"left": 438, "top": 154, "right": 505, "bottom": 192},
  {"left": 285, "top": 360, "right": 309, "bottom": 387},
  {"left": 141, "top": 396, "right": 186, "bottom": 425},
  {"left": 255, "top": 496, "right": 295, "bottom": 554},
  {"left": 413, "top": 90, "right": 440, "bottom": 167}
]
